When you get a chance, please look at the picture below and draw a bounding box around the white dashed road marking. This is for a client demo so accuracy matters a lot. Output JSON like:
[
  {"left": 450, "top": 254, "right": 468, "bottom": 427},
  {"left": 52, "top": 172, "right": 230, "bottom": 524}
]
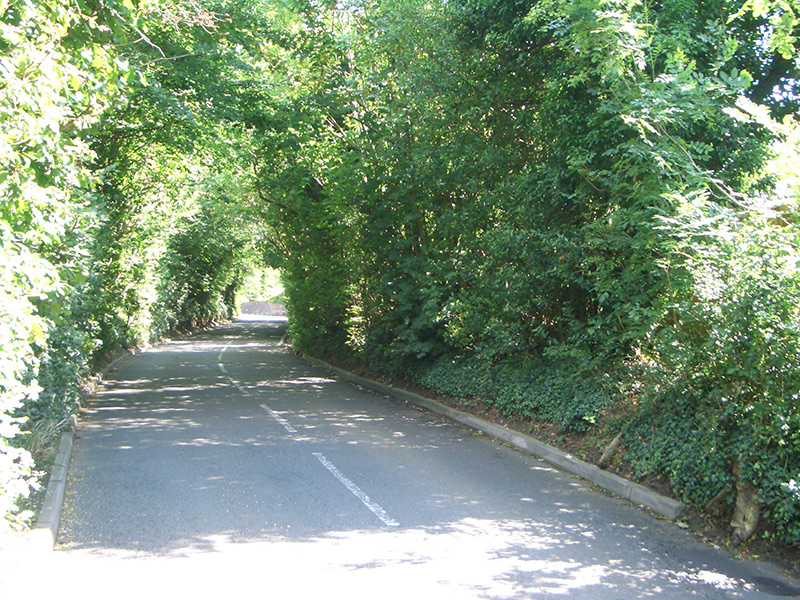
[
  {"left": 260, "top": 403, "right": 297, "bottom": 434},
  {"left": 219, "top": 336, "right": 399, "bottom": 527},
  {"left": 313, "top": 452, "right": 399, "bottom": 527}
]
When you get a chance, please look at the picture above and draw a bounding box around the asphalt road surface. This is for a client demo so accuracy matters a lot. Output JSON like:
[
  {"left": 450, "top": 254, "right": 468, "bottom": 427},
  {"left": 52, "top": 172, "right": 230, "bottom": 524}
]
[{"left": 32, "top": 317, "right": 800, "bottom": 598}]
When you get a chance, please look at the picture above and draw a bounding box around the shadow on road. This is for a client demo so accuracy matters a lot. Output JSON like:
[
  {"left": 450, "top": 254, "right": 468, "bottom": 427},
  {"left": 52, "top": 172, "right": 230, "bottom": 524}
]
[{"left": 49, "top": 318, "right": 800, "bottom": 599}]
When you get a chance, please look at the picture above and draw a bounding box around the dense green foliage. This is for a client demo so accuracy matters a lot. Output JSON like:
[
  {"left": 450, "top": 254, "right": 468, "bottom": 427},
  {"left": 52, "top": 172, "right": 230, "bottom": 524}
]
[
  {"left": 251, "top": 0, "right": 800, "bottom": 544},
  {"left": 2, "top": 0, "right": 799, "bottom": 545},
  {"left": 1, "top": 0, "right": 142, "bottom": 524},
  {"left": 0, "top": 0, "right": 266, "bottom": 526}
]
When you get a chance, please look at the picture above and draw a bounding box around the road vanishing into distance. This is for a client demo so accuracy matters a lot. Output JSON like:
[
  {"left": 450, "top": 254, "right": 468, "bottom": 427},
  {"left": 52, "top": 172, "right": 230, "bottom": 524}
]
[{"left": 22, "top": 317, "right": 800, "bottom": 598}]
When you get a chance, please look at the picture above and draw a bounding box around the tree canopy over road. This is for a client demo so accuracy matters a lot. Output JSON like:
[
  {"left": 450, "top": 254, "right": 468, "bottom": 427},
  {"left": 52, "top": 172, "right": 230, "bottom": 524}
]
[{"left": 2, "top": 0, "right": 800, "bottom": 548}]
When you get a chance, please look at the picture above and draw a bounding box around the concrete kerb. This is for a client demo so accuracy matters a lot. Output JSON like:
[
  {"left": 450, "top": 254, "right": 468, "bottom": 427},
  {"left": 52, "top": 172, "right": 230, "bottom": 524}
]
[
  {"left": 302, "top": 353, "right": 686, "bottom": 522},
  {"left": 30, "top": 431, "right": 73, "bottom": 550},
  {"left": 32, "top": 349, "right": 137, "bottom": 551}
]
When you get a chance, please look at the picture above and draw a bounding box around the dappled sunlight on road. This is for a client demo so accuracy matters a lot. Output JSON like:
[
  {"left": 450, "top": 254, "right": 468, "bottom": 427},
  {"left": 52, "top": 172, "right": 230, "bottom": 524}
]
[
  {"left": 34, "top": 517, "right": 759, "bottom": 599},
  {"left": 33, "top": 319, "right": 790, "bottom": 600}
]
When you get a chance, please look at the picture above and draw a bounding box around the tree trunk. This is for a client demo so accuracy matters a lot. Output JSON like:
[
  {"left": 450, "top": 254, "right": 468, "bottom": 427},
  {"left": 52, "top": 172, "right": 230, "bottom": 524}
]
[
  {"left": 598, "top": 432, "right": 623, "bottom": 469},
  {"left": 730, "top": 460, "right": 761, "bottom": 546}
]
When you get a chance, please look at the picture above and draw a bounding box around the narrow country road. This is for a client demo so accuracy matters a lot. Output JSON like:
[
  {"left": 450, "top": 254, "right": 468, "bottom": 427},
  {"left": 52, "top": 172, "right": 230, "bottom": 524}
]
[{"left": 34, "top": 318, "right": 799, "bottom": 598}]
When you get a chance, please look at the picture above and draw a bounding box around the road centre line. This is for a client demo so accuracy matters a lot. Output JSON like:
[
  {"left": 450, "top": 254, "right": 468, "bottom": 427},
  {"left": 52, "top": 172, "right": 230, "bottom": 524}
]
[
  {"left": 313, "top": 452, "right": 399, "bottom": 528},
  {"left": 216, "top": 331, "right": 398, "bottom": 528},
  {"left": 218, "top": 341, "right": 298, "bottom": 434},
  {"left": 218, "top": 342, "right": 232, "bottom": 375},
  {"left": 229, "top": 378, "right": 248, "bottom": 394},
  {"left": 218, "top": 341, "right": 247, "bottom": 393},
  {"left": 260, "top": 404, "right": 297, "bottom": 434}
]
